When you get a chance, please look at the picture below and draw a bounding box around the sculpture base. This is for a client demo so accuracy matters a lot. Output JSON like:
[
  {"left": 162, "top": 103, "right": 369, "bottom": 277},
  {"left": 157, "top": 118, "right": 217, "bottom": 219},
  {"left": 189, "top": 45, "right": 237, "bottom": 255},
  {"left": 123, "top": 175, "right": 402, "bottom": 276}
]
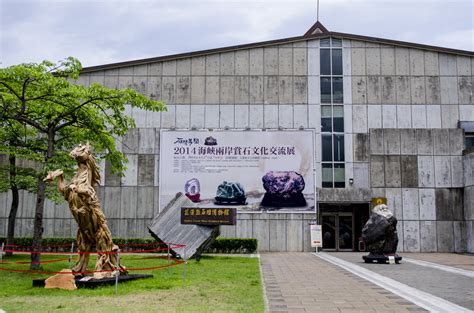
[
  {"left": 362, "top": 253, "right": 402, "bottom": 264},
  {"left": 261, "top": 192, "right": 307, "bottom": 207},
  {"left": 33, "top": 274, "right": 153, "bottom": 289},
  {"left": 214, "top": 196, "right": 247, "bottom": 205}
]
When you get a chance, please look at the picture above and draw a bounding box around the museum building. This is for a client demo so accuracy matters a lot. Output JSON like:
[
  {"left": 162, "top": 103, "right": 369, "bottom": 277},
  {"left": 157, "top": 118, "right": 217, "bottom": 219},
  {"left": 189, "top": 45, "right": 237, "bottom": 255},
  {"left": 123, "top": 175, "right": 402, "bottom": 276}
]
[{"left": 1, "top": 21, "right": 473, "bottom": 253}]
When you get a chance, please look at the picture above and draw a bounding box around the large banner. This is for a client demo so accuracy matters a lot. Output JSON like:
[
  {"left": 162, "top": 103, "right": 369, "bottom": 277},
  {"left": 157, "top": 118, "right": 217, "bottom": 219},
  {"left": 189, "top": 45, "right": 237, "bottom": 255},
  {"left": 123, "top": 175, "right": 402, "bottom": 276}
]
[{"left": 159, "top": 130, "right": 315, "bottom": 212}]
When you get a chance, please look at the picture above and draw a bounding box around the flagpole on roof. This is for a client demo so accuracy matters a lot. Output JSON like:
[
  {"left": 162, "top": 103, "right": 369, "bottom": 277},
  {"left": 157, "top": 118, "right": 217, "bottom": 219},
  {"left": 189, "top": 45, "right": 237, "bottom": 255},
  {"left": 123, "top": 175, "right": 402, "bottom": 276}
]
[{"left": 317, "top": 0, "right": 320, "bottom": 21}]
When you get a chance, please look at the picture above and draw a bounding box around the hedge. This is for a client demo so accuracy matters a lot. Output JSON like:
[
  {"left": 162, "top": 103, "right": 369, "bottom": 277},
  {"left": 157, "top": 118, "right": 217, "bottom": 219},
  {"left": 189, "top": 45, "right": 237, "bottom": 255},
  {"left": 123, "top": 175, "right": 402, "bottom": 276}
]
[{"left": 0, "top": 237, "right": 258, "bottom": 254}]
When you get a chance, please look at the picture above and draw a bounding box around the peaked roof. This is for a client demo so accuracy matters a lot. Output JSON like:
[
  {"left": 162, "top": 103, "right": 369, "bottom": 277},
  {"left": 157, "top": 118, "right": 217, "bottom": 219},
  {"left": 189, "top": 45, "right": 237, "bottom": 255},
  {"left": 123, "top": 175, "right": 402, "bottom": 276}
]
[
  {"left": 303, "top": 21, "right": 329, "bottom": 37},
  {"left": 81, "top": 21, "right": 473, "bottom": 73}
]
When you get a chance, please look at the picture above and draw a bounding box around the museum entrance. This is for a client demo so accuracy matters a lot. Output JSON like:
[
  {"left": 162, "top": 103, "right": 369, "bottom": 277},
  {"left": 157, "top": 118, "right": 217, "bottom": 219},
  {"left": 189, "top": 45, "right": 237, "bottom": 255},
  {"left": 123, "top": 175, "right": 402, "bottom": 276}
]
[{"left": 319, "top": 203, "right": 370, "bottom": 252}]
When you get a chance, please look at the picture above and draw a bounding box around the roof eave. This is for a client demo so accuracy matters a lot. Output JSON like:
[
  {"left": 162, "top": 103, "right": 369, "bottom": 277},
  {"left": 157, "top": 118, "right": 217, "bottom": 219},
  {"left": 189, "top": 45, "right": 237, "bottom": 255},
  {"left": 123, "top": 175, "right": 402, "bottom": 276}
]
[{"left": 81, "top": 31, "right": 473, "bottom": 73}]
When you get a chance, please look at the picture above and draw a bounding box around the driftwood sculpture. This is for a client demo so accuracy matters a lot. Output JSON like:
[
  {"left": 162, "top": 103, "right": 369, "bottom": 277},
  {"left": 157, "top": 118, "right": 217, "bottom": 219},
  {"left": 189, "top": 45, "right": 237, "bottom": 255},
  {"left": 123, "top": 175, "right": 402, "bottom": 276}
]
[{"left": 44, "top": 143, "right": 126, "bottom": 279}]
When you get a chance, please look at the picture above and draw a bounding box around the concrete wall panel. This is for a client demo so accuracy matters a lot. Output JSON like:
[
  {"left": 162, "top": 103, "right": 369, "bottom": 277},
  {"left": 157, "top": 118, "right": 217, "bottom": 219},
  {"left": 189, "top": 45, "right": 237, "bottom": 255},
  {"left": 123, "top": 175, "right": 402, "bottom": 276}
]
[
  {"left": 138, "top": 155, "right": 155, "bottom": 186},
  {"left": 400, "top": 129, "right": 417, "bottom": 155},
  {"left": 440, "top": 105, "right": 459, "bottom": 128},
  {"left": 382, "top": 105, "right": 397, "bottom": 128},
  {"left": 457, "top": 56, "right": 471, "bottom": 76},
  {"left": 190, "top": 105, "right": 205, "bottom": 128},
  {"left": 367, "top": 105, "right": 382, "bottom": 129},
  {"left": 420, "top": 221, "right": 437, "bottom": 252},
  {"left": 249, "top": 75, "right": 264, "bottom": 103},
  {"left": 219, "top": 105, "right": 234, "bottom": 128},
  {"left": 351, "top": 48, "right": 366, "bottom": 75},
  {"left": 353, "top": 163, "right": 369, "bottom": 188},
  {"left": 412, "top": 105, "right": 427, "bottom": 128},
  {"left": 419, "top": 188, "right": 436, "bottom": 220},
  {"left": 191, "top": 57, "right": 205, "bottom": 75},
  {"left": 401, "top": 155, "right": 418, "bottom": 187},
  {"left": 458, "top": 76, "right": 473, "bottom": 104},
  {"left": 439, "top": 54, "right": 457, "bottom": 76},
  {"left": 279, "top": 76, "right": 293, "bottom": 104},
  {"left": 176, "top": 77, "right": 191, "bottom": 104},
  {"left": 424, "top": 51, "right": 439, "bottom": 76},
  {"left": 220, "top": 52, "right": 235, "bottom": 75},
  {"left": 205, "top": 105, "right": 219, "bottom": 128},
  {"left": 440, "top": 77, "right": 459, "bottom": 104},
  {"left": 382, "top": 76, "right": 396, "bottom": 104},
  {"left": 411, "top": 76, "right": 426, "bottom": 104},
  {"left": 354, "top": 133, "right": 369, "bottom": 161},
  {"left": 425, "top": 76, "right": 441, "bottom": 104},
  {"left": 352, "top": 105, "right": 368, "bottom": 133},
  {"left": 235, "top": 104, "right": 249, "bottom": 128},
  {"left": 294, "top": 105, "right": 308, "bottom": 128},
  {"left": 220, "top": 77, "right": 235, "bottom": 104},
  {"left": 138, "top": 128, "right": 155, "bottom": 154},
  {"left": 235, "top": 76, "right": 250, "bottom": 104},
  {"left": 122, "top": 154, "right": 138, "bottom": 186},
  {"left": 249, "top": 104, "right": 264, "bottom": 128},
  {"left": 264, "top": 47, "right": 278, "bottom": 75},
  {"left": 293, "top": 76, "right": 308, "bottom": 104},
  {"left": 395, "top": 48, "right": 410, "bottom": 75},
  {"left": 264, "top": 76, "right": 279, "bottom": 103},
  {"left": 369, "top": 129, "right": 384, "bottom": 155},
  {"left": 384, "top": 155, "right": 401, "bottom": 187},
  {"left": 249, "top": 48, "right": 264, "bottom": 75},
  {"left": 278, "top": 105, "right": 293, "bottom": 128},
  {"left": 434, "top": 156, "right": 451, "bottom": 187},
  {"left": 383, "top": 129, "right": 400, "bottom": 155},
  {"left": 352, "top": 77, "right": 367, "bottom": 104},
  {"left": 381, "top": 47, "right": 395, "bottom": 75},
  {"left": 278, "top": 46, "right": 293, "bottom": 75},
  {"left": 396, "top": 105, "right": 412, "bottom": 128},
  {"left": 426, "top": 105, "right": 442, "bottom": 128},
  {"left": 436, "top": 221, "right": 454, "bottom": 252},
  {"left": 433, "top": 129, "right": 450, "bottom": 155},
  {"left": 396, "top": 76, "right": 411, "bottom": 104},
  {"left": 370, "top": 155, "right": 385, "bottom": 187},
  {"left": 161, "top": 105, "right": 176, "bottom": 128},
  {"left": 190, "top": 76, "right": 205, "bottom": 104},
  {"left": 264, "top": 105, "right": 278, "bottom": 128},
  {"left": 367, "top": 76, "right": 381, "bottom": 104},
  {"left": 409, "top": 49, "right": 425, "bottom": 76},
  {"left": 205, "top": 55, "right": 219, "bottom": 75},
  {"left": 205, "top": 76, "right": 219, "bottom": 103},
  {"left": 366, "top": 47, "right": 381, "bottom": 75},
  {"left": 402, "top": 188, "right": 419, "bottom": 220},
  {"left": 235, "top": 50, "right": 249, "bottom": 75},
  {"left": 403, "top": 221, "right": 420, "bottom": 252}
]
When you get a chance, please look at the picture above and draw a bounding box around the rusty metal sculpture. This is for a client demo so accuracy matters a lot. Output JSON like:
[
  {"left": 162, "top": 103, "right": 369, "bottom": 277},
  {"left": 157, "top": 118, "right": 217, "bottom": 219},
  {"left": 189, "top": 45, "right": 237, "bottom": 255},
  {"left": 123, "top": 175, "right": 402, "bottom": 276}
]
[{"left": 44, "top": 143, "right": 126, "bottom": 279}]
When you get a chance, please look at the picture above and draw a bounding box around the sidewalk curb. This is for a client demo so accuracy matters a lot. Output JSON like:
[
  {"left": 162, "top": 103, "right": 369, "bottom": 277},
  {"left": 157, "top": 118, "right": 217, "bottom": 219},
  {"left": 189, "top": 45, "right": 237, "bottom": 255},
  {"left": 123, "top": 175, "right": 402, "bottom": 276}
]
[
  {"left": 314, "top": 252, "right": 472, "bottom": 313},
  {"left": 257, "top": 254, "right": 270, "bottom": 313}
]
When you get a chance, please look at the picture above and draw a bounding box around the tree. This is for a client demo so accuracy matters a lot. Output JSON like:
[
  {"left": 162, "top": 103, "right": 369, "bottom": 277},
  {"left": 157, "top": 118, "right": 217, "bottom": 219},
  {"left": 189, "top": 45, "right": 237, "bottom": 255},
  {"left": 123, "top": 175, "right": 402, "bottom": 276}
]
[
  {"left": 0, "top": 120, "right": 40, "bottom": 256},
  {"left": 0, "top": 57, "right": 165, "bottom": 269}
]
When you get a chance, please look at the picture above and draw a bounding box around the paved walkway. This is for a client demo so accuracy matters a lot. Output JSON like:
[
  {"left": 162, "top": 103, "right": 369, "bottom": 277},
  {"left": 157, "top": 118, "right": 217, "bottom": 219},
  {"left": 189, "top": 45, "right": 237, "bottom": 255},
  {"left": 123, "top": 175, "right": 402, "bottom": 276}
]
[
  {"left": 260, "top": 253, "right": 426, "bottom": 313},
  {"left": 401, "top": 252, "right": 474, "bottom": 271}
]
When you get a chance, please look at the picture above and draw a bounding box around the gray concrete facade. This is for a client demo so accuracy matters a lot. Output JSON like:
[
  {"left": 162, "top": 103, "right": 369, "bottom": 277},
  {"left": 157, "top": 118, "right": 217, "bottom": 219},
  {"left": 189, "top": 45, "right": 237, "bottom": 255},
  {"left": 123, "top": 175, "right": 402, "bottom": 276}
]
[{"left": 1, "top": 29, "right": 473, "bottom": 252}]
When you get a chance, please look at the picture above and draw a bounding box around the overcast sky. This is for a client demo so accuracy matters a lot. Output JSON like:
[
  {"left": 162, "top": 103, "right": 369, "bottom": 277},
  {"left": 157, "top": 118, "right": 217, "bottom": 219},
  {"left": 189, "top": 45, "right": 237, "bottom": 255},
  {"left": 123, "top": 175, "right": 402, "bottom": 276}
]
[{"left": 1, "top": 0, "right": 473, "bottom": 68}]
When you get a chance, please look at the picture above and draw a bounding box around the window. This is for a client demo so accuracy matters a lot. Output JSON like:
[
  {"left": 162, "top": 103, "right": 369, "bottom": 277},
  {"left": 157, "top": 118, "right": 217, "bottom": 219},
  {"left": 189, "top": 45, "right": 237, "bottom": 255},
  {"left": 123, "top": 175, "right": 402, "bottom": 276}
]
[
  {"left": 320, "top": 37, "right": 345, "bottom": 188},
  {"left": 466, "top": 133, "right": 474, "bottom": 149},
  {"left": 321, "top": 105, "right": 345, "bottom": 188},
  {"left": 320, "top": 38, "right": 343, "bottom": 104}
]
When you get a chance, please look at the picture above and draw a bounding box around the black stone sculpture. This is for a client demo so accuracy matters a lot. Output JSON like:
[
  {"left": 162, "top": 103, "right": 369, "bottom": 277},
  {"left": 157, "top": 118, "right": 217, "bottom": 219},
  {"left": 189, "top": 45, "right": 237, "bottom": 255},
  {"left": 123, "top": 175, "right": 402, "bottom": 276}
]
[
  {"left": 261, "top": 171, "right": 307, "bottom": 207},
  {"left": 214, "top": 181, "right": 247, "bottom": 205},
  {"left": 361, "top": 204, "right": 402, "bottom": 264}
]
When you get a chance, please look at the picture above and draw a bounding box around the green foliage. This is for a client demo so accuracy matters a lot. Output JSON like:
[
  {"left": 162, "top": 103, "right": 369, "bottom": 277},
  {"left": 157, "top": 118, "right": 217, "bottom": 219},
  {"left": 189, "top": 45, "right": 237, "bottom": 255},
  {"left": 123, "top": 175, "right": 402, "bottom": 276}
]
[
  {"left": 206, "top": 237, "right": 258, "bottom": 253},
  {"left": 0, "top": 237, "right": 258, "bottom": 254},
  {"left": 0, "top": 57, "right": 166, "bottom": 179}
]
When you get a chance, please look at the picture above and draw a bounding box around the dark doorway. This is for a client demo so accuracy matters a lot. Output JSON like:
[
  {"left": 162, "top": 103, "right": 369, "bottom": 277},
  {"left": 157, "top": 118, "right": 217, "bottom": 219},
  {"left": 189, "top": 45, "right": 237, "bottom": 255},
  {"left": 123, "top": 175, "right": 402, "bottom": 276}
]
[{"left": 318, "top": 203, "right": 370, "bottom": 251}]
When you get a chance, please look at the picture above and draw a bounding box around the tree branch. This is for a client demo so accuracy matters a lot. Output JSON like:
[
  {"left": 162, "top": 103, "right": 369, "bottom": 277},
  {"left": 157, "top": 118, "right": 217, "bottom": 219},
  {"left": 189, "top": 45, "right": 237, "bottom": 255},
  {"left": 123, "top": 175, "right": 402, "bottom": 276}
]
[{"left": 0, "top": 81, "right": 22, "bottom": 101}]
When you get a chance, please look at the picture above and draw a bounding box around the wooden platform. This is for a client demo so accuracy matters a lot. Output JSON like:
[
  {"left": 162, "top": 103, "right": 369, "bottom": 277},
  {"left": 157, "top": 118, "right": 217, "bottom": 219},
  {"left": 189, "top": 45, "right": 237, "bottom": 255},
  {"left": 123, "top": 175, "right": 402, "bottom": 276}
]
[
  {"left": 33, "top": 274, "right": 153, "bottom": 288},
  {"left": 148, "top": 193, "right": 219, "bottom": 259}
]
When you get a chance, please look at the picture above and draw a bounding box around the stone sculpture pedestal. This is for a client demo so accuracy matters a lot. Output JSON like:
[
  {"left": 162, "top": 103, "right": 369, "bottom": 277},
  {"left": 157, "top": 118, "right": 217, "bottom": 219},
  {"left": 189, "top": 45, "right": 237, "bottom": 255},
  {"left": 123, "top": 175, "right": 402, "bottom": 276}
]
[{"left": 362, "top": 253, "right": 402, "bottom": 264}]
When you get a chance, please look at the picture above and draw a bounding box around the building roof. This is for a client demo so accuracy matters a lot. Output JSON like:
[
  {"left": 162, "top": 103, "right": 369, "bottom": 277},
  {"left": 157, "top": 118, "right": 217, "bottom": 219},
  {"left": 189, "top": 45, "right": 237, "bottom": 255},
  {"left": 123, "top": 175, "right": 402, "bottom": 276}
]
[{"left": 82, "top": 21, "right": 473, "bottom": 73}]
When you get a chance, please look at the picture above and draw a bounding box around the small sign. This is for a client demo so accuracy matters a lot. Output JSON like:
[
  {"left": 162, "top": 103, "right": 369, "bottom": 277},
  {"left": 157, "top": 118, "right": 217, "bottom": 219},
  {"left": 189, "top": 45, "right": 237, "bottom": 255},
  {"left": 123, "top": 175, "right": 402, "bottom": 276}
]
[
  {"left": 371, "top": 197, "right": 387, "bottom": 207},
  {"left": 181, "top": 207, "right": 237, "bottom": 226},
  {"left": 310, "top": 224, "right": 322, "bottom": 248}
]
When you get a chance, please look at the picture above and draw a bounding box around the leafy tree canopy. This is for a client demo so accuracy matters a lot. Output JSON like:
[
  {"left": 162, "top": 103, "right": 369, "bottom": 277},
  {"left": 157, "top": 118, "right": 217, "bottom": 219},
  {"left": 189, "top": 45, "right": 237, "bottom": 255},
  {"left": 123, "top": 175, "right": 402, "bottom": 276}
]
[{"left": 0, "top": 57, "right": 166, "bottom": 181}]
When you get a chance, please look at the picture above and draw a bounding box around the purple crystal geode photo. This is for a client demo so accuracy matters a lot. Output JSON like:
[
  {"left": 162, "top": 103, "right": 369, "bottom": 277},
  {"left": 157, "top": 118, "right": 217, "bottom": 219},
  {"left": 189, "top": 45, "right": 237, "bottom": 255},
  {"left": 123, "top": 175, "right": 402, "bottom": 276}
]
[{"left": 261, "top": 171, "right": 307, "bottom": 207}]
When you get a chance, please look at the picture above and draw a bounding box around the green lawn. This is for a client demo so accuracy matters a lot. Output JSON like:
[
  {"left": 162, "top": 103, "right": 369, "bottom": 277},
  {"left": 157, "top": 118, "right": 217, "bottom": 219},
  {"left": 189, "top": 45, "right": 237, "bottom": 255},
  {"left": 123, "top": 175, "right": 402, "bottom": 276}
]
[{"left": 0, "top": 254, "right": 264, "bottom": 312}]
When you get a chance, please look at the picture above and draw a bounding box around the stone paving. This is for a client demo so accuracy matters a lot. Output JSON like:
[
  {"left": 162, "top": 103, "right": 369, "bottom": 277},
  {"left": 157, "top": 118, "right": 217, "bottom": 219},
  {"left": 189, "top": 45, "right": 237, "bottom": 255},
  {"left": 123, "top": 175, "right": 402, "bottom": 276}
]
[
  {"left": 260, "top": 253, "right": 426, "bottom": 313},
  {"left": 401, "top": 252, "right": 474, "bottom": 271}
]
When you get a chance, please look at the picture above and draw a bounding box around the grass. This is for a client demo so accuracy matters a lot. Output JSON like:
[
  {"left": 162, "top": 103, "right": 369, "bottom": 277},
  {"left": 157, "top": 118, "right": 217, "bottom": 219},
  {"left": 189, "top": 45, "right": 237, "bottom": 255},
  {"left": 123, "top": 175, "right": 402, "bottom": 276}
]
[{"left": 0, "top": 253, "right": 264, "bottom": 312}]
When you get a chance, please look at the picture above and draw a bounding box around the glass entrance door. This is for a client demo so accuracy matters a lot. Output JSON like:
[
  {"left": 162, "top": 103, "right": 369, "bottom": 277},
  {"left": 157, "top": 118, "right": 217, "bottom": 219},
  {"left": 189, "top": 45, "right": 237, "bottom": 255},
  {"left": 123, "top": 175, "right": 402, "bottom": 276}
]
[{"left": 322, "top": 213, "right": 354, "bottom": 251}]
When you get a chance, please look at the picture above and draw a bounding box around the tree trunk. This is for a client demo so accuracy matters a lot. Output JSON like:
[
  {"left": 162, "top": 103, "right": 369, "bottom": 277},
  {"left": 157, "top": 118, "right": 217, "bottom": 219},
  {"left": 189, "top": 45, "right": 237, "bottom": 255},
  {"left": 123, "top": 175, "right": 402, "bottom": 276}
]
[
  {"left": 30, "top": 129, "right": 55, "bottom": 270},
  {"left": 6, "top": 154, "right": 19, "bottom": 257}
]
